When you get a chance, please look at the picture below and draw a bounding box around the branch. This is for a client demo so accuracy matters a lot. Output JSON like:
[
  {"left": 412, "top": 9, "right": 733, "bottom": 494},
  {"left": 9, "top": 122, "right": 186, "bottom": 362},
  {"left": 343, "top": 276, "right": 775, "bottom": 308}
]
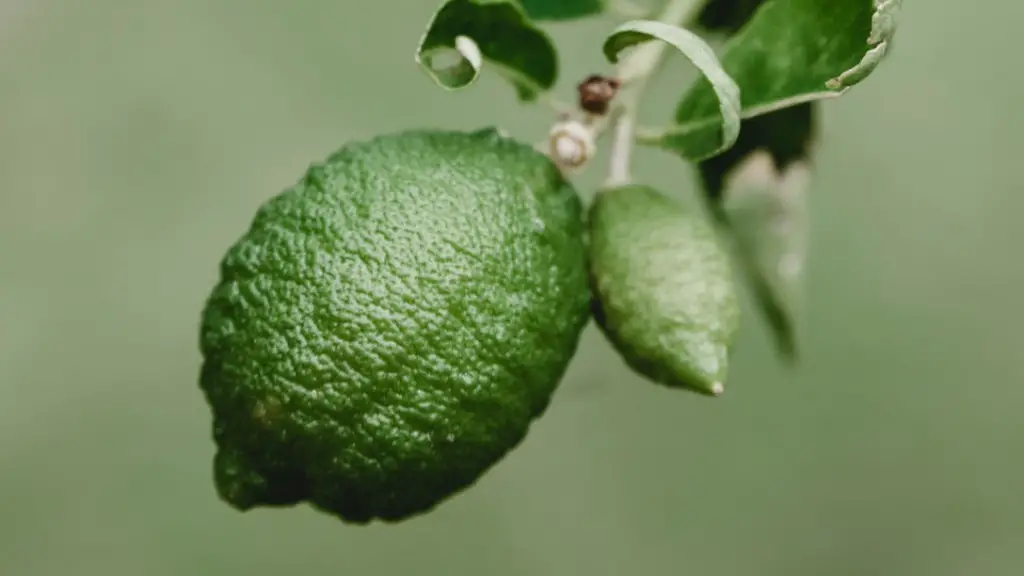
[{"left": 603, "top": 0, "right": 706, "bottom": 188}]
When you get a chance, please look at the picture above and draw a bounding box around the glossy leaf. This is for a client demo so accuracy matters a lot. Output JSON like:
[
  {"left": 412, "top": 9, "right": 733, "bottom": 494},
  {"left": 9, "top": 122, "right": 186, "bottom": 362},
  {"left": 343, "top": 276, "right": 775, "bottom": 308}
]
[
  {"left": 685, "top": 0, "right": 820, "bottom": 361},
  {"left": 416, "top": 0, "right": 558, "bottom": 101},
  {"left": 603, "top": 20, "right": 741, "bottom": 160},
  {"left": 648, "top": 0, "right": 902, "bottom": 156}
]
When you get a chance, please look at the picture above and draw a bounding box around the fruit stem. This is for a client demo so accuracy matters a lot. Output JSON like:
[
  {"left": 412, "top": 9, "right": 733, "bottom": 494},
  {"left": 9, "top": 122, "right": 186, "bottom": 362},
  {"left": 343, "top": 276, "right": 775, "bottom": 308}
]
[{"left": 603, "top": 0, "right": 705, "bottom": 189}]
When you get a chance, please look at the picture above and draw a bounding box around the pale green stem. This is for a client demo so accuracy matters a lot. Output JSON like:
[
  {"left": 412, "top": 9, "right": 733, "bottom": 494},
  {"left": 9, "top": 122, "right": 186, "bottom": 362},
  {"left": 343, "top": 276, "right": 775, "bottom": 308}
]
[{"left": 603, "top": 0, "right": 705, "bottom": 188}]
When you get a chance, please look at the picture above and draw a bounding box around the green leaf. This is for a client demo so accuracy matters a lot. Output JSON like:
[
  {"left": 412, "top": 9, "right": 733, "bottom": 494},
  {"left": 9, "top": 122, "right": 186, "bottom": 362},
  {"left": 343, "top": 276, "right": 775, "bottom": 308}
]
[
  {"left": 651, "top": 0, "right": 902, "bottom": 156},
  {"left": 519, "top": 0, "right": 606, "bottom": 21},
  {"left": 416, "top": 0, "right": 558, "bottom": 101},
  {"left": 603, "top": 20, "right": 741, "bottom": 161},
  {"left": 697, "top": 104, "right": 815, "bottom": 361}
]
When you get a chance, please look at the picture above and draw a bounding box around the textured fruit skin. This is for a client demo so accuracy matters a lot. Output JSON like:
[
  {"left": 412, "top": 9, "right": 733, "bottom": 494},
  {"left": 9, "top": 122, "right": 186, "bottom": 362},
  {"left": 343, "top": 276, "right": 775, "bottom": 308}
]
[
  {"left": 198, "top": 128, "right": 590, "bottom": 523},
  {"left": 588, "top": 184, "right": 739, "bottom": 395}
]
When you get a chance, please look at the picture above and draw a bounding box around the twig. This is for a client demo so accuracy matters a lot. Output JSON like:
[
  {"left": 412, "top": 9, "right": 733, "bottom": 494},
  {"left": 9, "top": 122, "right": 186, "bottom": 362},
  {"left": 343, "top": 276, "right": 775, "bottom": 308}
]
[{"left": 602, "top": 0, "right": 705, "bottom": 189}]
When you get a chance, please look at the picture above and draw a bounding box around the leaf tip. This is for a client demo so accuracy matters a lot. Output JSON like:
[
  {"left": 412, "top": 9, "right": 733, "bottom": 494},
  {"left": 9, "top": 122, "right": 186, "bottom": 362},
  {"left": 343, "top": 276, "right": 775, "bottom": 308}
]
[
  {"left": 827, "top": 0, "right": 902, "bottom": 91},
  {"left": 417, "top": 35, "right": 484, "bottom": 91}
]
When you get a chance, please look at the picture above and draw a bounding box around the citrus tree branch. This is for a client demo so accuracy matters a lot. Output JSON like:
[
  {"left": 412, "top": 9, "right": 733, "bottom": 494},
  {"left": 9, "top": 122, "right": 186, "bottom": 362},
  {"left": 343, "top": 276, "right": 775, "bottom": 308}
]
[{"left": 603, "top": 0, "right": 705, "bottom": 188}]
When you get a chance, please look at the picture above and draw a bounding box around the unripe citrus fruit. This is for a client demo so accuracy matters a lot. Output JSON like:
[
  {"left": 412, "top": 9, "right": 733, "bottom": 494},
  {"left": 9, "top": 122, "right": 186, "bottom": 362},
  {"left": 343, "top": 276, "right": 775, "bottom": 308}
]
[
  {"left": 588, "top": 184, "right": 740, "bottom": 396},
  {"left": 198, "top": 128, "right": 590, "bottom": 523}
]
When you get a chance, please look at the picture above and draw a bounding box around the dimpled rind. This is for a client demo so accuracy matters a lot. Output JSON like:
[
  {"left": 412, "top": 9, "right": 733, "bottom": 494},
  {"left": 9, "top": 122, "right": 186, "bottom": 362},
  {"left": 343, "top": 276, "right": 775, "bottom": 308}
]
[
  {"left": 588, "top": 184, "right": 740, "bottom": 395},
  {"left": 198, "top": 128, "right": 590, "bottom": 523}
]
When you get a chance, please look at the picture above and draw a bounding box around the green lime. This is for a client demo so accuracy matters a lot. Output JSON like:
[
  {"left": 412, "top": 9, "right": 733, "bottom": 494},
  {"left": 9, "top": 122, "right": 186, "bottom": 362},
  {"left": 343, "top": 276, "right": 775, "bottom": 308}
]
[
  {"left": 588, "top": 184, "right": 740, "bottom": 396},
  {"left": 198, "top": 128, "right": 590, "bottom": 523}
]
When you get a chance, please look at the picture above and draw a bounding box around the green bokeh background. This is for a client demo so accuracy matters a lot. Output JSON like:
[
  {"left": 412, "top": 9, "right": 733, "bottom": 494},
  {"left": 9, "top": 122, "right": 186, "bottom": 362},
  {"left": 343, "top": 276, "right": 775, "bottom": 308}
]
[{"left": 2, "top": 1, "right": 1021, "bottom": 574}]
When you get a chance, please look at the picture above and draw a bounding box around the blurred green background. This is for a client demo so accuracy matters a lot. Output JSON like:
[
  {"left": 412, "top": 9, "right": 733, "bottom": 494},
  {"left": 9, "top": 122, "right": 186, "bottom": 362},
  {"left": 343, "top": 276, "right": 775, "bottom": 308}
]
[{"left": 2, "top": 1, "right": 1021, "bottom": 574}]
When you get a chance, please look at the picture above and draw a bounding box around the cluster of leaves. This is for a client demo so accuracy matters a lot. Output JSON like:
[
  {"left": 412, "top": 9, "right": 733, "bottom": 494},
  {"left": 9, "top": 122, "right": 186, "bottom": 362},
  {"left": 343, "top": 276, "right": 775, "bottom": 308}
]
[{"left": 415, "top": 0, "right": 901, "bottom": 363}]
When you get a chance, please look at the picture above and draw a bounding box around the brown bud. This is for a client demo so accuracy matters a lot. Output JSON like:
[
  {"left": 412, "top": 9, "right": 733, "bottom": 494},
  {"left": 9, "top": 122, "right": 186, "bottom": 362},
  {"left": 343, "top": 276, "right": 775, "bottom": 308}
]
[{"left": 576, "top": 74, "right": 621, "bottom": 115}]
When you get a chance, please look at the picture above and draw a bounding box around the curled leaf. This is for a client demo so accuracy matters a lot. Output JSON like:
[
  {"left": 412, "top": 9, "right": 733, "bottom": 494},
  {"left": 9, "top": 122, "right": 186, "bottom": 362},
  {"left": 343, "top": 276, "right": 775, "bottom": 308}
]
[
  {"left": 603, "top": 20, "right": 741, "bottom": 160},
  {"left": 416, "top": 0, "right": 558, "bottom": 101},
  {"left": 419, "top": 35, "right": 484, "bottom": 91},
  {"left": 649, "top": 0, "right": 902, "bottom": 156}
]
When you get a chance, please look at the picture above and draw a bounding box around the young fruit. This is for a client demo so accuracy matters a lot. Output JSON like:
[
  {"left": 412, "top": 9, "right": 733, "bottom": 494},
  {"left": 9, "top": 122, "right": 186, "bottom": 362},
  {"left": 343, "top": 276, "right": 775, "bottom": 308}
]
[
  {"left": 198, "top": 128, "right": 591, "bottom": 523},
  {"left": 588, "top": 184, "right": 740, "bottom": 396}
]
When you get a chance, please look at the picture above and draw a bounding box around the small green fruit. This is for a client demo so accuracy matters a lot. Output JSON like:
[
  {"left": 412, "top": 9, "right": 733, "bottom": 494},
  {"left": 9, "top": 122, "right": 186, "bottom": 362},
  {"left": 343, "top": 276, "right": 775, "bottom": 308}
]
[
  {"left": 198, "top": 128, "right": 590, "bottom": 523},
  {"left": 588, "top": 184, "right": 740, "bottom": 395}
]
